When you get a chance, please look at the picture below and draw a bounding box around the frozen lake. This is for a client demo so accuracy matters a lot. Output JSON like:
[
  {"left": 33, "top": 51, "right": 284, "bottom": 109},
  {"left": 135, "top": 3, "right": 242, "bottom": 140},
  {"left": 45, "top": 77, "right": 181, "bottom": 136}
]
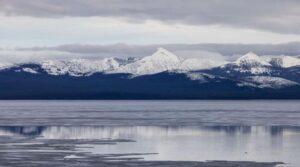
[
  {"left": 0, "top": 100, "right": 299, "bottom": 166},
  {"left": 0, "top": 100, "right": 299, "bottom": 126}
]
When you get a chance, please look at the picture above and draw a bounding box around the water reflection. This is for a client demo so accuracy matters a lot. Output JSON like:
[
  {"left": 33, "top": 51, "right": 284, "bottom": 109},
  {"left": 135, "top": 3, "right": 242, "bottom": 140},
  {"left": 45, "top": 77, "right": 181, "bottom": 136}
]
[
  {"left": 0, "top": 125, "right": 299, "bottom": 166},
  {"left": 0, "top": 126, "right": 45, "bottom": 136},
  {"left": 1, "top": 125, "right": 300, "bottom": 138}
]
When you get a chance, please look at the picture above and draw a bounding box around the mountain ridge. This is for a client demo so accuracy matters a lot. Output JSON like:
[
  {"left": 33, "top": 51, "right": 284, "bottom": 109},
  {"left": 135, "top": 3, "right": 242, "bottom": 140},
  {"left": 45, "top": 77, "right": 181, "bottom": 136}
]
[
  {"left": 2, "top": 48, "right": 300, "bottom": 76},
  {"left": 1, "top": 48, "right": 300, "bottom": 99}
]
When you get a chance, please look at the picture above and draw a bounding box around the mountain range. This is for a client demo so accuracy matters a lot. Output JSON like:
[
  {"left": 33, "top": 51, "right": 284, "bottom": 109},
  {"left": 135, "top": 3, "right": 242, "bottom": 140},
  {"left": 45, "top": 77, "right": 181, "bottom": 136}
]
[{"left": 1, "top": 48, "right": 300, "bottom": 99}]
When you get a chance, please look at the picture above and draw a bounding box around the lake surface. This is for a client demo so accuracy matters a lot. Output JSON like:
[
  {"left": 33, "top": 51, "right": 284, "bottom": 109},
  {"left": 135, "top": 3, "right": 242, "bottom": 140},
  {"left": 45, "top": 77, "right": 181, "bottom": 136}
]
[{"left": 0, "top": 100, "right": 299, "bottom": 167}]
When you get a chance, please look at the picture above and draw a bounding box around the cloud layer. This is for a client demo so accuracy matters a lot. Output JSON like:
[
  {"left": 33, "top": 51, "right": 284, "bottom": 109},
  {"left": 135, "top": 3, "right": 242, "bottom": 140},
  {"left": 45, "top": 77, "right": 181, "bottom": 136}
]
[
  {"left": 20, "top": 42, "right": 300, "bottom": 57},
  {"left": 1, "top": 0, "right": 300, "bottom": 34},
  {"left": 1, "top": 42, "right": 300, "bottom": 66}
]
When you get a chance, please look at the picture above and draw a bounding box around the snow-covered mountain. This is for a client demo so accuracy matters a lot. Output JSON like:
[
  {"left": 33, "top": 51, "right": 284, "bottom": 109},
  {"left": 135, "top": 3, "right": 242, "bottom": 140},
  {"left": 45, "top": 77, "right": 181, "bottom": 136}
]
[
  {"left": 235, "top": 52, "right": 271, "bottom": 67},
  {"left": 41, "top": 58, "right": 120, "bottom": 76},
  {"left": 2, "top": 48, "right": 300, "bottom": 77},
  {"left": 1, "top": 47, "right": 300, "bottom": 97},
  {"left": 115, "top": 48, "right": 227, "bottom": 75},
  {"left": 221, "top": 52, "right": 272, "bottom": 74},
  {"left": 3, "top": 48, "right": 227, "bottom": 76},
  {"left": 115, "top": 48, "right": 181, "bottom": 75}
]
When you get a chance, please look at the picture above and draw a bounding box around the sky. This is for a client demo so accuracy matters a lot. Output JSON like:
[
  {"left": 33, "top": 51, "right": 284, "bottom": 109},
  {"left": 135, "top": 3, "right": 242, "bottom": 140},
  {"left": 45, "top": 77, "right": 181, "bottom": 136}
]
[
  {"left": 0, "top": 0, "right": 300, "bottom": 48},
  {"left": 1, "top": 0, "right": 300, "bottom": 57}
]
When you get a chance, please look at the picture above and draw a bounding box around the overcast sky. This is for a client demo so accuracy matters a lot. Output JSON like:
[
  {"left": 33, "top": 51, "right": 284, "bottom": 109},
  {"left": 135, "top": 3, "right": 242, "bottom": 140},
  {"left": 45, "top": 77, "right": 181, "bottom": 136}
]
[{"left": 1, "top": 0, "right": 300, "bottom": 48}]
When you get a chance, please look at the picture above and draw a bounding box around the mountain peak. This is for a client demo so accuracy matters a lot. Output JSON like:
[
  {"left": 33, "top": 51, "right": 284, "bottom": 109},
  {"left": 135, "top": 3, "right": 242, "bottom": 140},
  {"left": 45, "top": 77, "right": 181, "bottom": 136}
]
[
  {"left": 115, "top": 48, "right": 181, "bottom": 75},
  {"left": 236, "top": 52, "right": 260, "bottom": 62},
  {"left": 235, "top": 52, "right": 270, "bottom": 66},
  {"left": 151, "top": 48, "right": 180, "bottom": 61},
  {"left": 242, "top": 52, "right": 259, "bottom": 58}
]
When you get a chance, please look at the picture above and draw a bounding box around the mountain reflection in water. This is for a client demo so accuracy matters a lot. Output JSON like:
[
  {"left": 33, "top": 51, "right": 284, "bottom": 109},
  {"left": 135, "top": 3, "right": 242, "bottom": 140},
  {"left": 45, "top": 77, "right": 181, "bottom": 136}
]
[
  {"left": 0, "top": 125, "right": 298, "bottom": 138},
  {"left": 0, "top": 125, "right": 299, "bottom": 166}
]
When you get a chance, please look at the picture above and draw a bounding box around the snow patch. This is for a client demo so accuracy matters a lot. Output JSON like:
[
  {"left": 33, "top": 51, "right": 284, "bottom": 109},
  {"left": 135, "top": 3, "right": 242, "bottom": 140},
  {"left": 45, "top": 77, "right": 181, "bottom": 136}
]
[
  {"left": 0, "top": 62, "right": 13, "bottom": 70},
  {"left": 242, "top": 76, "right": 299, "bottom": 89},
  {"left": 64, "top": 155, "right": 84, "bottom": 159},
  {"left": 22, "top": 68, "right": 39, "bottom": 74},
  {"left": 232, "top": 66, "right": 271, "bottom": 74},
  {"left": 186, "top": 72, "right": 216, "bottom": 83}
]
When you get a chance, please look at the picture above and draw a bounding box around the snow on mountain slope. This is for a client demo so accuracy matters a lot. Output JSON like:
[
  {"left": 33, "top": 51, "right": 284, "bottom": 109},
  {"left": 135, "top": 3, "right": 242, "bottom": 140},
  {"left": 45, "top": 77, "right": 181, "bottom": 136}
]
[
  {"left": 234, "top": 52, "right": 271, "bottom": 67},
  {"left": 240, "top": 76, "right": 299, "bottom": 89},
  {"left": 0, "top": 62, "right": 13, "bottom": 70},
  {"left": 262, "top": 55, "right": 300, "bottom": 68},
  {"left": 41, "top": 58, "right": 120, "bottom": 76},
  {"left": 116, "top": 48, "right": 181, "bottom": 75},
  {"left": 180, "top": 58, "right": 226, "bottom": 71},
  {"left": 223, "top": 52, "right": 272, "bottom": 74},
  {"left": 0, "top": 48, "right": 222, "bottom": 76},
  {"left": 116, "top": 48, "right": 227, "bottom": 75},
  {"left": 185, "top": 72, "right": 216, "bottom": 83},
  {"left": 22, "top": 68, "right": 39, "bottom": 74},
  {"left": 2, "top": 48, "right": 300, "bottom": 79}
]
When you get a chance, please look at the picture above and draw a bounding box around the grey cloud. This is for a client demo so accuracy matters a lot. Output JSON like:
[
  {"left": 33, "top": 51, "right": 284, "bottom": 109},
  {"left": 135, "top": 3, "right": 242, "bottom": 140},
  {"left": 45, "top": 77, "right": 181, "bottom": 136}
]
[
  {"left": 0, "top": 50, "right": 84, "bottom": 64},
  {"left": 17, "top": 44, "right": 155, "bottom": 58},
  {"left": 18, "top": 42, "right": 300, "bottom": 58},
  {"left": 1, "top": 42, "right": 299, "bottom": 65},
  {"left": 1, "top": 0, "right": 300, "bottom": 34}
]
